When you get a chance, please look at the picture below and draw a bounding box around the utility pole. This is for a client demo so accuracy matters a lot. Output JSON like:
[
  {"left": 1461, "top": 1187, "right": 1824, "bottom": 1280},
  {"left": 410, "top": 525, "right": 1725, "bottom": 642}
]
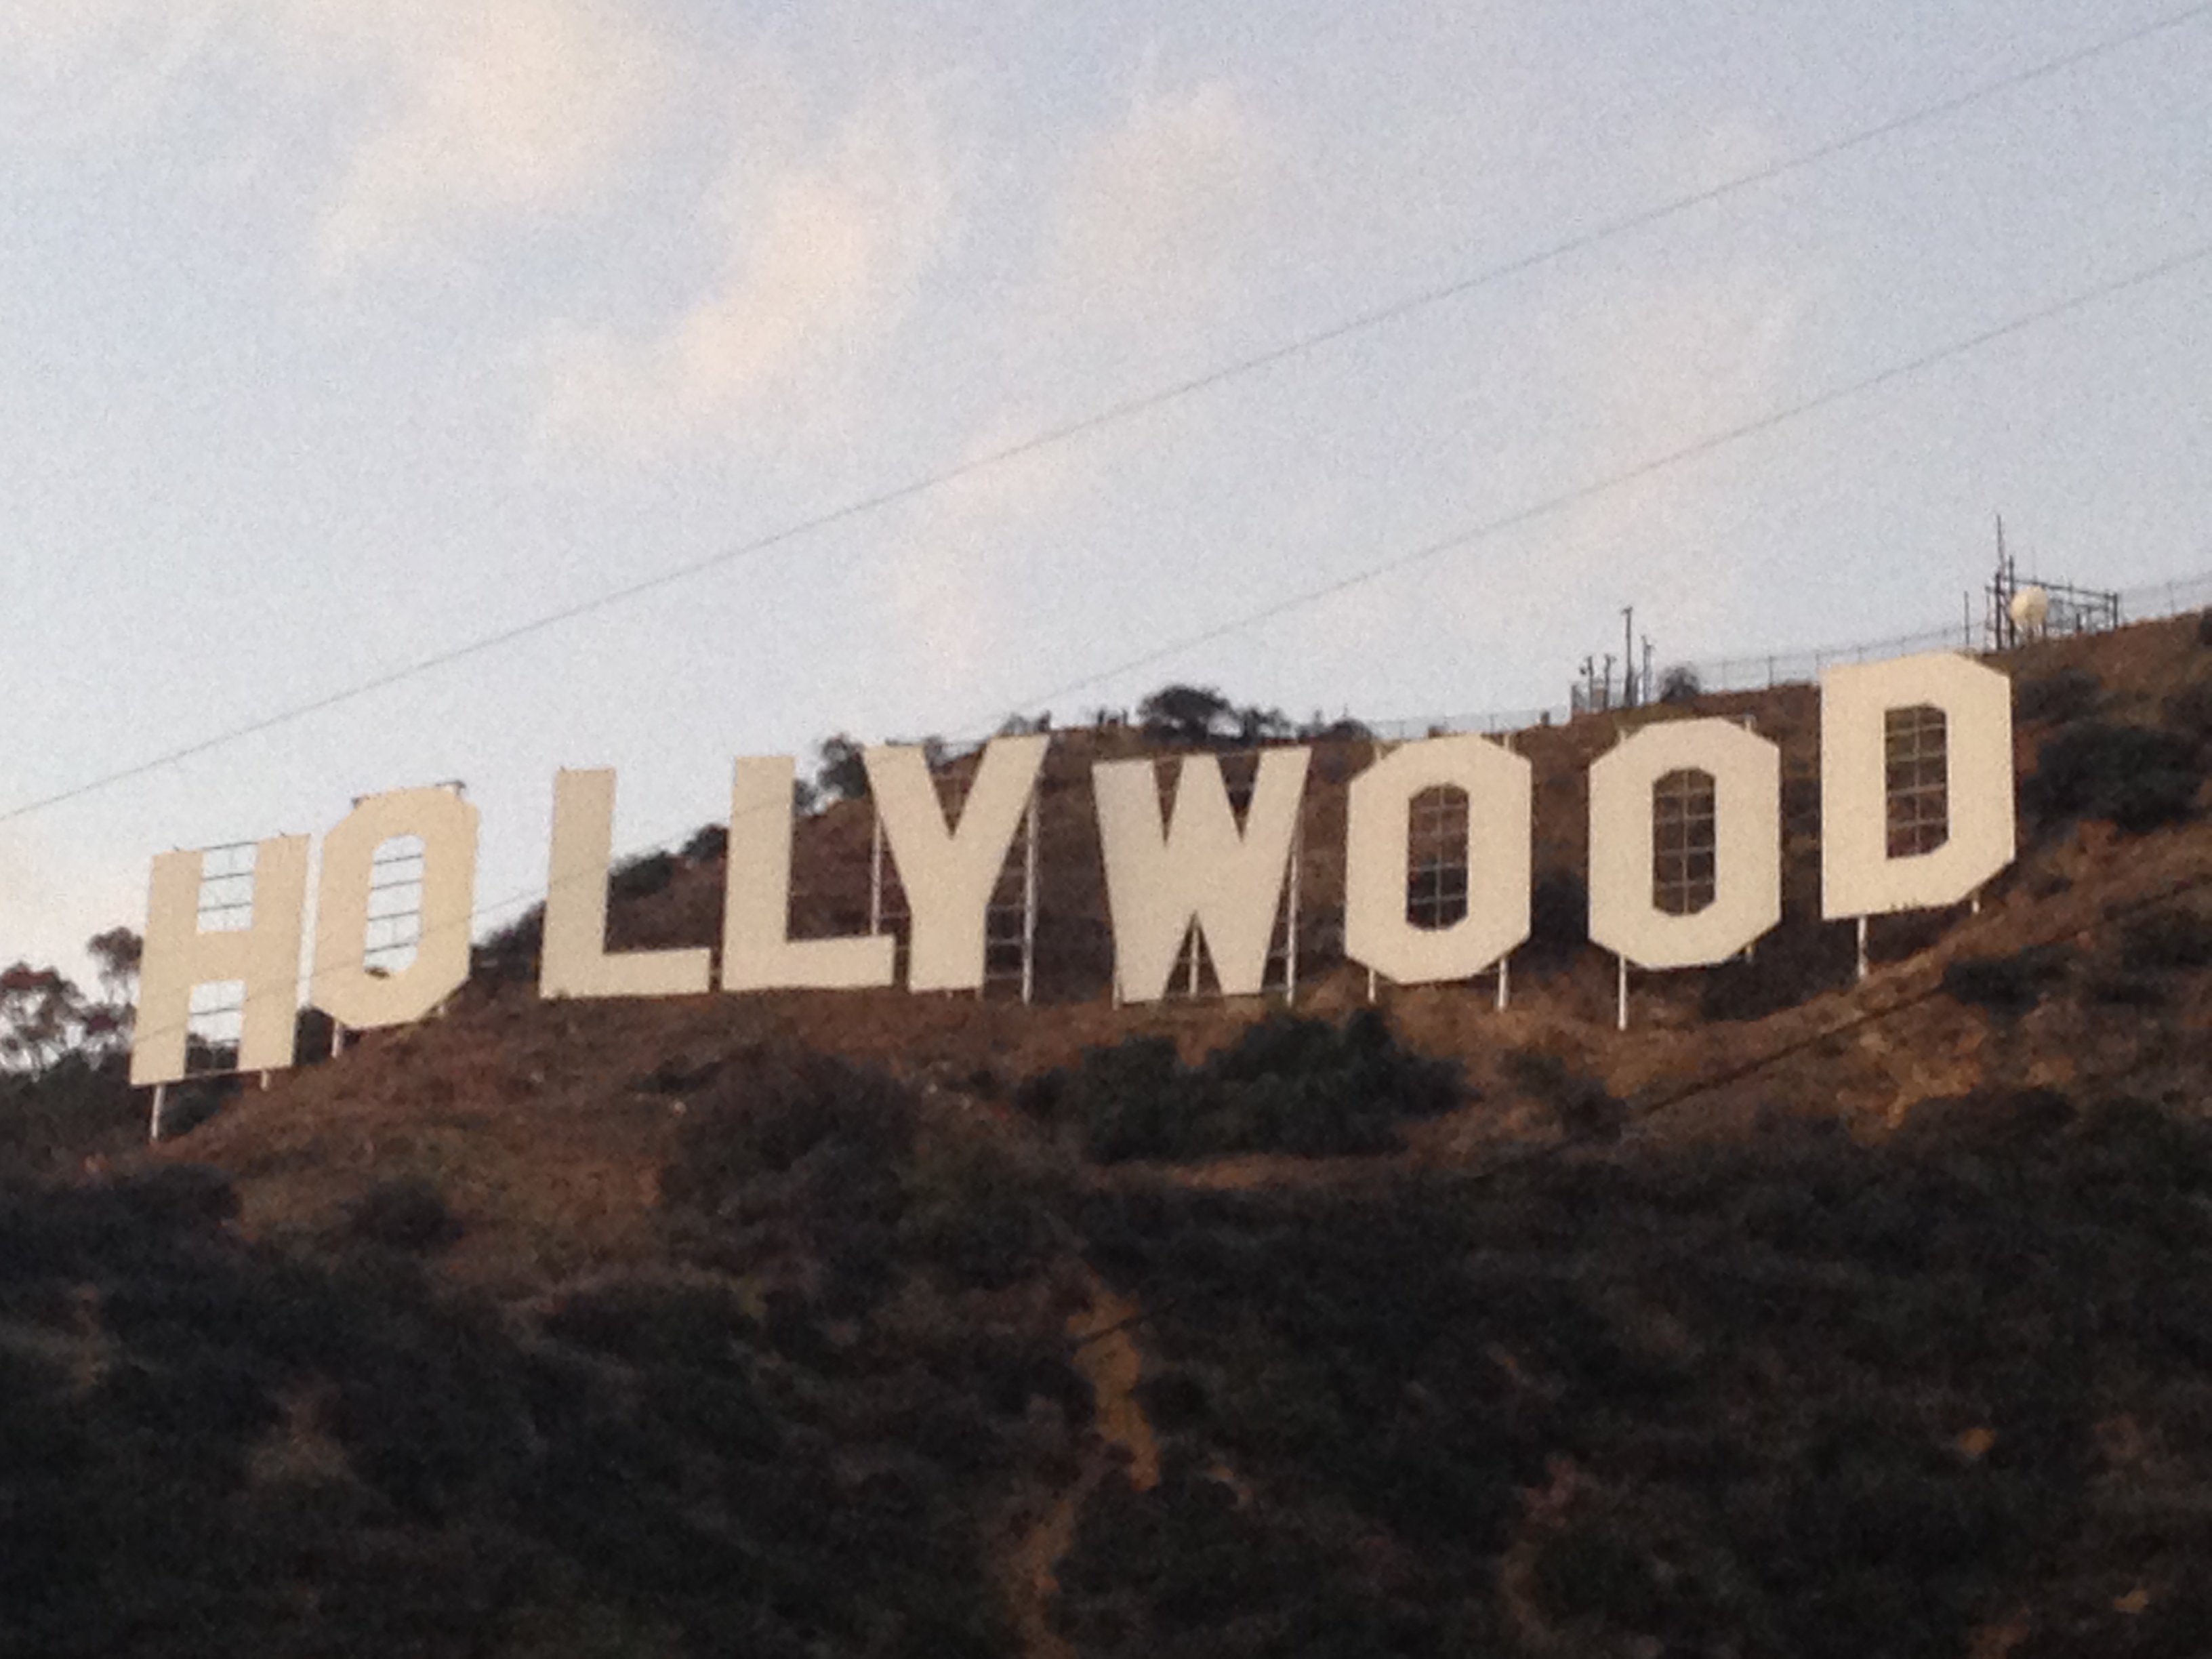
[
  {"left": 1621, "top": 607, "right": 1635, "bottom": 707},
  {"left": 1641, "top": 634, "right": 1654, "bottom": 704},
  {"left": 1601, "top": 653, "right": 1616, "bottom": 711},
  {"left": 1993, "top": 513, "right": 2013, "bottom": 649}
]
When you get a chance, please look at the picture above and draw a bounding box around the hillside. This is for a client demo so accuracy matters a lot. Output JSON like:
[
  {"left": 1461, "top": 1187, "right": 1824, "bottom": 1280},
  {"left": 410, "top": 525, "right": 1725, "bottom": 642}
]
[{"left": 5, "top": 611, "right": 2212, "bottom": 1658}]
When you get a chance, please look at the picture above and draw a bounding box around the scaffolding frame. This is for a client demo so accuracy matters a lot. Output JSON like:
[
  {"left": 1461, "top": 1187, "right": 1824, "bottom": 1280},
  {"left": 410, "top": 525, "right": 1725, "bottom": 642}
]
[
  {"left": 869, "top": 761, "right": 1041, "bottom": 1003},
  {"left": 1985, "top": 531, "right": 2122, "bottom": 650},
  {"left": 1144, "top": 746, "right": 1304, "bottom": 1005}
]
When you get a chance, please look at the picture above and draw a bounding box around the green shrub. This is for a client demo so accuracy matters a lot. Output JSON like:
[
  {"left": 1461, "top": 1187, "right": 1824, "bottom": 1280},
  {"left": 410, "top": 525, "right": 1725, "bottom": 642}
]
[
  {"left": 2085, "top": 972, "right": 2165, "bottom": 1007},
  {"left": 2121, "top": 905, "right": 2212, "bottom": 970},
  {"left": 1029, "top": 1011, "right": 1462, "bottom": 1163},
  {"left": 659, "top": 1050, "right": 920, "bottom": 1307},
  {"left": 111, "top": 1162, "right": 243, "bottom": 1234},
  {"left": 663, "top": 1051, "right": 916, "bottom": 1202},
  {"left": 2163, "top": 675, "right": 2212, "bottom": 741},
  {"left": 1939, "top": 948, "right": 2069, "bottom": 1014},
  {"left": 608, "top": 850, "right": 677, "bottom": 901},
  {"left": 2013, "top": 666, "right": 2100, "bottom": 724},
  {"left": 470, "top": 906, "right": 543, "bottom": 984},
  {"left": 1505, "top": 1048, "right": 1626, "bottom": 1142},
  {"left": 1526, "top": 870, "right": 1590, "bottom": 966},
  {"left": 543, "top": 1277, "right": 758, "bottom": 1371},
  {"left": 0, "top": 1054, "right": 153, "bottom": 1173},
  {"left": 2026, "top": 721, "right": 2200, "bottom": 832},
  {"left": 346, "top": 1175, "right": 461, "bottom": 1252},
  {"left": 1890, "top": 1088, "right": 2075, "bottom": 1154},
  {"left": 680, "top": 821, "right": 729, "bottom": 862},
  {"left": 1204, "top": 1007, "right": 1462, "bottom": 1152},
  {"left": 1031, "top": 1033, "right": 1197, "bottom": 1162},
  {"left": 898, "top": 1138, "right": 1067, "bottom": 1289},
  {"left": 1700, "top": 927, "right": 1854, "bottom": 1021},
  {"left": 1532, "top": 1523, "right": 1670, "bottom": 1629}
]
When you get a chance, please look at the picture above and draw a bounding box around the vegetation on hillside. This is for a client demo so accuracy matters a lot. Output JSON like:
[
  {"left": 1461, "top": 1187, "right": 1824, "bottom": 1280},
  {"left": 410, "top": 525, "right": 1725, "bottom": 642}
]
[
  {"left": 1062, "top": 1092, "right": 2212, "bottom": 1658},
  {"left": 9, "top": 1055, "right": 2212, "bottom": 1655},
  {"left": 5, "top": 620, "right": 2212, "bottom": 1654},
  {"left": 1018, "top": 1010, "right": 1463, "bottom": 1162},
  {"left": 0, "top": 1053, "right": 1085, "bottom": 1658}
]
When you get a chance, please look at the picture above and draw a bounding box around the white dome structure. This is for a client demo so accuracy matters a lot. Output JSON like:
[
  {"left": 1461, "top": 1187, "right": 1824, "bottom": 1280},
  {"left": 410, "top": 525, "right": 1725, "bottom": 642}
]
[{"left": 2008, "top": 584, "right": 2051, "bottom": 637}]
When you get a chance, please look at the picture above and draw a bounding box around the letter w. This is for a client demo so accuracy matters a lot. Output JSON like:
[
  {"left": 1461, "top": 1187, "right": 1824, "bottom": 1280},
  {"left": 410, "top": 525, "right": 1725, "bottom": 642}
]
[{"left": 1092, "top": 748, "right": 1309, "bottom": 1003}]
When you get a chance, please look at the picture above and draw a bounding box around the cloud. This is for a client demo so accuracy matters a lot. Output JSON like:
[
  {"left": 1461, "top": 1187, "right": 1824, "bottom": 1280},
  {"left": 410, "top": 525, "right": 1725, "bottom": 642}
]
[
  {"left": 864, "top": 75, "right": 1275, "bottom": 709},
  {"left": 535, "top": 81, "right": 956, "bottom": 455},
  {"left": 298, "top": 0, "right": 674, "bottom": 276},
  {"left": 1396, "top": 254, "right": 1813, "bottom": 682},
  {"left": 1275, "top": 249, "right": 1814, "bottom": 703},
  {"left": 1035, "top": 79, "right": 1271, "bottom": 334},
  {"left": 0, "top": 0, "right": 239, "bottom": 145},
  {"left": 880, "top": 419, "right": 1092, "bottom": 711},
  {"left": 0, "top": 0, "right": 674, "bottom": 274}
]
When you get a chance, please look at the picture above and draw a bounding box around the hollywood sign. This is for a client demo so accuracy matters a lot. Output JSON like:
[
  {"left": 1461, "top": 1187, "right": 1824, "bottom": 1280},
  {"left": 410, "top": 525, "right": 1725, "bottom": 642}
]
[{"left": 128, "top": 653, "right": 2015, "bottom": 1088}]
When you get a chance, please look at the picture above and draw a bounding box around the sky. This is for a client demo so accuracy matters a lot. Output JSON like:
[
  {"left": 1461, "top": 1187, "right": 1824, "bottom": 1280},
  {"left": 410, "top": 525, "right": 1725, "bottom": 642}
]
[{"left": 2, "top": 0, "right": 2209, "bottom": 978}]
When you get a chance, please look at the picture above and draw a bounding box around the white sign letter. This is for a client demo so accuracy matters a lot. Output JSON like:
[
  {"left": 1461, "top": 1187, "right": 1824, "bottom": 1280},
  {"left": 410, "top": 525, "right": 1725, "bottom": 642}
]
[
  {"left": 1821, "top": 653, "right": 2015, "bottom": 919},
  {"left": 1344, "top": 735, "right": 1530, "bottom": 986},
  {"left": 1588, "top": 719, "right": 1780, "bottom": 969},
  {"left": 1094, "top": 748, "right": 1309, "bottom": 1003},
  {"left": 541, "top": 769, "right": 711, "bottom": 999},
  {"left": 131, "top": 836, "right": 309, "bottom": 1086},
  {"left": 865, "top": 735, "right": 1048, "bottom": 992},
  {"left": 311, "top": 786, "right": 479, "bottom": 1029},
  {"left": 722, "top": 757, "right": 895, "bottom": 992}
]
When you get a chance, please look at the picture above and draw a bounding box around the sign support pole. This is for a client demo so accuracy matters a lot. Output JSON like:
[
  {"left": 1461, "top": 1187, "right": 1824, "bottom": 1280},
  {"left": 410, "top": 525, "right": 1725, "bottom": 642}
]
[
  {"left": 1021, "top": 787, "right": 1039, "bottom": 1007},
  {"left": 868, "top": 810, "right": 884, "bottom": 937}
]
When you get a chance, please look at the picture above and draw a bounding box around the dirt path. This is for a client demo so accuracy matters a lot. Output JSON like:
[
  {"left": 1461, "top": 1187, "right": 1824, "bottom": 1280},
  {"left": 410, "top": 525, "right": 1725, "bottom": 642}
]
[
  {"left": 1003, "top": 1273, "right": 1162, "bottom": 1659},
  {"left": 1069, "top": 1282, "right": 1162, "bottom": 1492}
]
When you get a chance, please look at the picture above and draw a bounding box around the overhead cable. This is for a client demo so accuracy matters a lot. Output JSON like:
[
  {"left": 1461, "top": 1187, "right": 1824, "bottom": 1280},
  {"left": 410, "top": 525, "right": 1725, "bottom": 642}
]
[
  {"left": 5, "top": 1, "right": 2206, "bottom": 827},
  {"left": 1006, "top": 237, "right": 2212, "bottom": 715}
]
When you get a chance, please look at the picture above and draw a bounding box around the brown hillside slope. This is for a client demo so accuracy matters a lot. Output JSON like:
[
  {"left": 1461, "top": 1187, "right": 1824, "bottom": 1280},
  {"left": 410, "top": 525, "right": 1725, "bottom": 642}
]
[
  {"left": 80, "top": 607, "right": 2212, "bottom": 1659},
  {"left": 154, "top": 609, "right": 2212, "bottom": 1290}
]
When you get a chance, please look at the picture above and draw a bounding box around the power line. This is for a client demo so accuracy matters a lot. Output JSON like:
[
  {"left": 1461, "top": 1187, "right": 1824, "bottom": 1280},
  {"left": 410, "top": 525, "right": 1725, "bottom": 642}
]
[
  {"left": 1006, "top": 237, "right": 2212, "bottom": 716},
  {"left": 104, "top": 229, "right": 2212, "bottom": 1034},
  {"left": 386, "top": 233, "right": 2212, "bottom": 956},
  {"left": 6, "top": 1, "right": 2207, "bottom": 830}
]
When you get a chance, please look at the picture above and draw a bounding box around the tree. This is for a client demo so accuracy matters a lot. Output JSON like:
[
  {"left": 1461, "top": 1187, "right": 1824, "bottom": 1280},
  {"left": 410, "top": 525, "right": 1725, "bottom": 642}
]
[
  {"left": 1138, "top": 684, "right": 1235, "bottom": 745},
  {"left": 1298, "top": 711, "right": 1374, "bottom": 742},
  {"left": 0, "top": 928, "right": 143, "bottom": 1082},
  {"left": 81, "top": 926, "right": 143, "bottom": 1062},
  {"left": 0, "top": 963, "right": 89, "bottom": 1075},
  {"left": 682, "top": 822, "right": 729, "bottom": 862},
  {"left": 1658, "top": 665, "right": 1702, "bottom": 704},
  {"left": 87, "top": 926, "right": 142, "bottom": 1001},
  {"left": 813, "top": 734, "right": 869, "bottom": 802},
  {"left": 1234, "top": 704, "right": 1293, "bottom": 743}
]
